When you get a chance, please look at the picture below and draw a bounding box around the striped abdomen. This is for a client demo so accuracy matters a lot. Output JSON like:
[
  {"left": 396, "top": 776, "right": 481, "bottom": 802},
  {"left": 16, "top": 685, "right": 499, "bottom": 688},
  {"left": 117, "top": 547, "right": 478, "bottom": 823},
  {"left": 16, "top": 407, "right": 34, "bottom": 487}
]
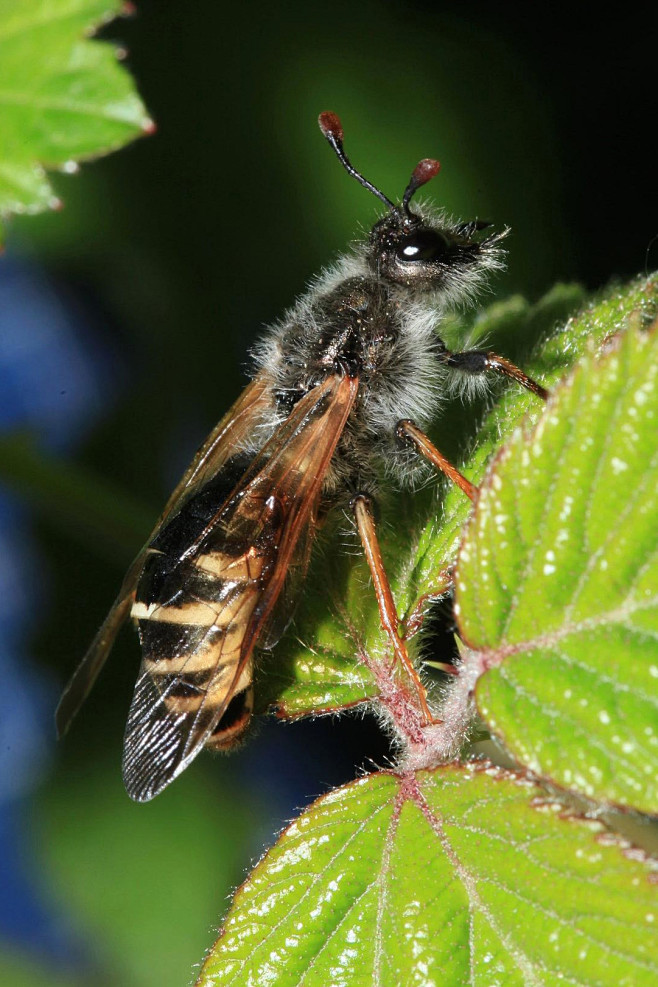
[{"left": 130, "top": 456, "right": 273, "bottom": 749}]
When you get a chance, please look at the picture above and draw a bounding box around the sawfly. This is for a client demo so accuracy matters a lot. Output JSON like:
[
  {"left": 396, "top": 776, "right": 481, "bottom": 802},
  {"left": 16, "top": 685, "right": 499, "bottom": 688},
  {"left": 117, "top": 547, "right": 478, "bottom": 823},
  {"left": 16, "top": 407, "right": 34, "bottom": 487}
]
[{"left": 57, "top": 112, "right": 547, "bottom": 801}]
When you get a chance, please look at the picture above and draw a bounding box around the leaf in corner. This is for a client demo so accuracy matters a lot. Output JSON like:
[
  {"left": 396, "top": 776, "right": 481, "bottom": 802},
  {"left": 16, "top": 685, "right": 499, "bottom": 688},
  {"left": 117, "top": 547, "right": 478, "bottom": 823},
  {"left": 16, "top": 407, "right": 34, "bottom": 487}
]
[
  {"left": 197, "top": 765, "right": 658, "bottom": 986},
  {"left": 0, "top": 0, "right": 152, "bottom": 239},
  {"left": 458, "top": 319, "right": 658, "bottom": 813}
]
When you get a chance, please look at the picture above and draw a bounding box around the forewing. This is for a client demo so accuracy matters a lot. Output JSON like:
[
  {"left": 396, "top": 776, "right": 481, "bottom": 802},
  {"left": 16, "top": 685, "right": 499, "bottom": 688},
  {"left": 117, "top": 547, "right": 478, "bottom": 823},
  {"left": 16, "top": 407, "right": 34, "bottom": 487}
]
[
  {"left": 258, "top": 510, "right": 315, "bottom": 650},
  {"left": 122, "top": 373, "right": 359, "bottom": 801},
  {"left": 153, "top": 375, "right": 271, "bottom": 524},
  {"left": 55, "top": 377, "right": 271, "bottom": 737}
]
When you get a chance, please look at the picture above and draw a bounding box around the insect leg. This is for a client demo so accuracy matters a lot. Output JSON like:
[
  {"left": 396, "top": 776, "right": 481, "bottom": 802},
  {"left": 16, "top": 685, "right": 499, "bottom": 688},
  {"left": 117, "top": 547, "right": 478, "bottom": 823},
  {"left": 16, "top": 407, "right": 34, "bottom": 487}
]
[
  {"left": 396, "top": 420, "right": 477, "bottom": 500},
  {"left": 445, "top": 349, "right": 548, "bottom": 400},
  {"left": 352, "top": 493, "right": 435, "bottom": 724}
]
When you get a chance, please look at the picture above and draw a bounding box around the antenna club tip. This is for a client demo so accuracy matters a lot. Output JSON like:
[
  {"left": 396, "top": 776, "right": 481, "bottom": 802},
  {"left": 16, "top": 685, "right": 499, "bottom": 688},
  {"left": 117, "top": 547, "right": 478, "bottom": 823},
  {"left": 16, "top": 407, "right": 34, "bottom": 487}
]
[
  {"left": 318, "top": 111, "right": 343, "bottom": 142},
  {"left": 413, "top": 158, "right": 441, "bottom": 185}
]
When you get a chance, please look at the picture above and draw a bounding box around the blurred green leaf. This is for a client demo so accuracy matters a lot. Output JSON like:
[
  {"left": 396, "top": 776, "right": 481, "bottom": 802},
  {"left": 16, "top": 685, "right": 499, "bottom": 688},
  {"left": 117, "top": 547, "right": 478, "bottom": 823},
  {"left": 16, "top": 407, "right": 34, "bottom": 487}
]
[
  {"left": 37, "top": 760, "right": 258, "bottom": 987},
  {"left": 198, "top": 764, "right": 658, "bottom": 986},
  {"left": 0, "top": 432, "right": 153, "bottom": 562},
  {"left": 458, "top": 316, "right": 658, "bottom": 813},
  {"left": 0, "top": 0, "right": 151, "bottom": 240},
  {"left": 0, "top": 950, "right": 85, "bottom": 987}
]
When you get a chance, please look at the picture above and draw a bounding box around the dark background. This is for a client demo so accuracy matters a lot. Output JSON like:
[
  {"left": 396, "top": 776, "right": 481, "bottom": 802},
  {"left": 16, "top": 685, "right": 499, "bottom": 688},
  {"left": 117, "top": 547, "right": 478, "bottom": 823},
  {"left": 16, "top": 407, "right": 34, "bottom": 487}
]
[{"left": 1, "top": 2, "right": 656, "bottom": 984}]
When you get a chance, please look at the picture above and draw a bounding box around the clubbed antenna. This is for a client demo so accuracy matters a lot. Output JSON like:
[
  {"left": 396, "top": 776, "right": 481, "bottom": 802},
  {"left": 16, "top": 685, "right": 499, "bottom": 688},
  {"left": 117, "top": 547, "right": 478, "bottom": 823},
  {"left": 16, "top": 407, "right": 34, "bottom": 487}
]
[
  {"left": 318, "top": 111, "right": 397, "bottom": 212},
  {"left": 401, "top": 158, "right": 441, "bottom": 217},
  {"left": 318, "top": 112, "right": 441, "bottom": 221}
]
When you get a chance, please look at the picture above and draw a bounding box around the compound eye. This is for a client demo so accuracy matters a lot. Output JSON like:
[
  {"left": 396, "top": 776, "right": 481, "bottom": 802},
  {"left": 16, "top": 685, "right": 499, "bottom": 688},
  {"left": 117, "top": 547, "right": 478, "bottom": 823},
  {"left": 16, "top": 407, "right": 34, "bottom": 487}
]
[{"left": 396, "top": 229, "right": 450, "bottom": 263}]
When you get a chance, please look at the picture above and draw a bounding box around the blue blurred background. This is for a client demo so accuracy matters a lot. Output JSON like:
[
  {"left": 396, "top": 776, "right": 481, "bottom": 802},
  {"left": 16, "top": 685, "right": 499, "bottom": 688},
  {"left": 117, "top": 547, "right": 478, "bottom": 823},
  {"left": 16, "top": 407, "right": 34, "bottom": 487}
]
[{"left": 0, "top": 2, "right": 656, "bottom": 984}]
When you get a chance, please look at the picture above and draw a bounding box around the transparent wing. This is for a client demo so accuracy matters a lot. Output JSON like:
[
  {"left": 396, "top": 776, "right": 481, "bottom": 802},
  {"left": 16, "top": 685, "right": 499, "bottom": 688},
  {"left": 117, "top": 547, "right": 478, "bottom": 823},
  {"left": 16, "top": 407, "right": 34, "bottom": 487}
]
[
  {"left": 122, "top": 373, "right": 359, "bottom": 801},
  {"left": 258, "top": 509, "right": 316, "bottom": 650},
  {"left": 55, "top": 376, "right": 272, "bottom": 737}
]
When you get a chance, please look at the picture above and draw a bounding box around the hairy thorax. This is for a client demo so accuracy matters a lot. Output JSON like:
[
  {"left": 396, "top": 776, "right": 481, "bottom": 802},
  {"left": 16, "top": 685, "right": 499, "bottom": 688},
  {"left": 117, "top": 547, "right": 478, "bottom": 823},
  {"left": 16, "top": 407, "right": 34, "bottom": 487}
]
[{"left": 254, "top": 274, "right": 446, "bottom": 499}]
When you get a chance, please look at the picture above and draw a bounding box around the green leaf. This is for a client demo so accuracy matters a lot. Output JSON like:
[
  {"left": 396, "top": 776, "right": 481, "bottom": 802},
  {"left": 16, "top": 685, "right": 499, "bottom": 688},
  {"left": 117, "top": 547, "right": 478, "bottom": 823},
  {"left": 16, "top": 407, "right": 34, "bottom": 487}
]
[
  {"left": 458, "top": 317, "right": 658, "bottom": 813},
  {"left": 0, "top": 0, "right": 151, "bottom": 239},
  {"left": 198, "top": 764, "right": 658, "bottom": 986}
]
